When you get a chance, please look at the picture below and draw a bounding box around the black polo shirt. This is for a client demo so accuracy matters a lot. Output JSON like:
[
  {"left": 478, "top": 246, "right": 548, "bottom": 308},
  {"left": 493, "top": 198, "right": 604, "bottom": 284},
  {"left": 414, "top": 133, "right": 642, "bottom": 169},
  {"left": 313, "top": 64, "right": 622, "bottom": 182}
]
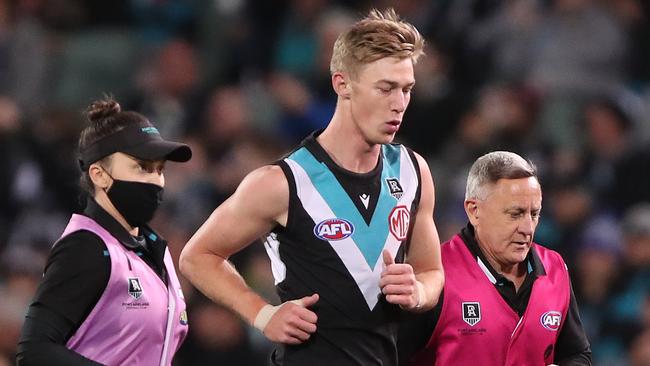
[
  {"left": 16, "top": 198, "right": 170, "bottom": 366},
  {"left": 398, "top": 224, "right": 592, "bottom": 365}
]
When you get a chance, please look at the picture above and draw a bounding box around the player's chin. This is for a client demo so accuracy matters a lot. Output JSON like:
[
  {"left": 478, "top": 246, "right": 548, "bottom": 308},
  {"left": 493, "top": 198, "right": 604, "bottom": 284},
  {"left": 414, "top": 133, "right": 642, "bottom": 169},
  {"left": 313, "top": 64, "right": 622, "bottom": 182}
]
[{"left": 375, "top": 131, "right": 397, "bottom": 144}]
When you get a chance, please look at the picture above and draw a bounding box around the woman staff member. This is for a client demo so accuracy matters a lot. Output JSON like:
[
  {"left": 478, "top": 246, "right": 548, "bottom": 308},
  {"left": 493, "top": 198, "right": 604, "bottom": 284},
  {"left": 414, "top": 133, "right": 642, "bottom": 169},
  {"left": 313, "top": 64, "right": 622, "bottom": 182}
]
[{"left": 16, "top": 98, "right": 192, "bottom": 365}]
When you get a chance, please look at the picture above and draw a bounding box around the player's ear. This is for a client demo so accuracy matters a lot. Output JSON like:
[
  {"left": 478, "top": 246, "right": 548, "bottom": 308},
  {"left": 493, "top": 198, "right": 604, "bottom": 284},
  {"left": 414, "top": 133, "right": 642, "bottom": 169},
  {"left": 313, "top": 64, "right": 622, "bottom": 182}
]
[{"left": 332, "top": 72, "right": 351, "bottom": 99}]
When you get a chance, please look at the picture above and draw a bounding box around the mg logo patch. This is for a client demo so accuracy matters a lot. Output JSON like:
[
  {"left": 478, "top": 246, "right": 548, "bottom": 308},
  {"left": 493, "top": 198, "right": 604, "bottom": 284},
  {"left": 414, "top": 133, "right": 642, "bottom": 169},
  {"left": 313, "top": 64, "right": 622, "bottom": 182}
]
[
  {"left": 314, "top": 218, "right": 354, "bottom": 241},
  {"left": 128, "top": 277, "right": 143, "bottom": 300},
  {"left": 389, "top": 205, "right": 410, "bottom": 240},
  {"left": 462, "top": 302, "right": 481, "bottom": 326},
  {"left": 540, "top": 311, "right": 562, "bottom": 331},
  {"left": 385, "top": 178, "right": 404, "bottom": 200}
]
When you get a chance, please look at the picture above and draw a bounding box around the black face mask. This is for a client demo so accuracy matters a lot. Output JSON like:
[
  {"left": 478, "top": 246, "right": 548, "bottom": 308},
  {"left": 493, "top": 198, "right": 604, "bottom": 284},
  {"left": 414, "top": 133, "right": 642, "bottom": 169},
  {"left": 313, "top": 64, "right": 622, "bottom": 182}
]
[{"left": 105, "top": 178, "right": 164, "bottom": 228}]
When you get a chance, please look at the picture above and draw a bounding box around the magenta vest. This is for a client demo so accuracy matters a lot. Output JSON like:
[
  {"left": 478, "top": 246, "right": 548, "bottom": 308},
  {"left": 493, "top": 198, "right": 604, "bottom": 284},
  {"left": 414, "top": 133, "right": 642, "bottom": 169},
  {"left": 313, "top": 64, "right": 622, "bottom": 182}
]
[
  {"left": 60, "top": 214, "right": 188, "bottom": 366},
  {"left": 411, "top": 234, "right": 570, "bottom": 366}
]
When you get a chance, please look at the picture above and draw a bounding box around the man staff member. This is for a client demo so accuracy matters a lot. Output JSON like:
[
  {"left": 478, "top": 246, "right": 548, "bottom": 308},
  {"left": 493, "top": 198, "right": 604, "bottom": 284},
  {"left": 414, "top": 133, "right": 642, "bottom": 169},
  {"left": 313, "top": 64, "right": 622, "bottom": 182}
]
[
  {"left": 180, "top": 8, "right": 444, "bottom": 366},
  {"left": 400, "top": 151, "right": 591, "bottom": 366}
]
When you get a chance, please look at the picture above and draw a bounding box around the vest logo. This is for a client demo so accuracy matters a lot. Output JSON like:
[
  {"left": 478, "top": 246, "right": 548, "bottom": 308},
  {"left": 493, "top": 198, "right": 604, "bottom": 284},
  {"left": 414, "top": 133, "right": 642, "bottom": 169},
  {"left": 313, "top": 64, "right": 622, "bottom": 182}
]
[
  {"left": 540, "top": 311, "right": 562, "bottom": 331},
  {"left": 314, "top": 218, "right": 354, "bottom": 241},
  {"left": 385, "top": 178, "right": 404, "bottom": 200},
  {"left": 141, "top": 126, "right": 160, "bottom": 134},
  {"left": 389, "top": 205, "right": 410, "bottom": 241},
  {"left": 462, "top": 302, "right": 481, "bottom": 326},
  {"left": 128, "top": 277, "right": 143, "bottom": 300},
  {"left": 180, "top": 310, "right": 188, "bottom": 325}
]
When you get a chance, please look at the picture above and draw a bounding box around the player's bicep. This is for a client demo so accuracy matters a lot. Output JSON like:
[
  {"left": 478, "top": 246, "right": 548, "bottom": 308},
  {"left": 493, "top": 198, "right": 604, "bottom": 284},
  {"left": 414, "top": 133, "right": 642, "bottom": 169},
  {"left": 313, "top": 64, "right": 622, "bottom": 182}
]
[
  {"left": 407, "top": 153, "right": 442, "bottom": 273},
  {"left": 187, "top": 165, "right": 288, "bottom": 259}
]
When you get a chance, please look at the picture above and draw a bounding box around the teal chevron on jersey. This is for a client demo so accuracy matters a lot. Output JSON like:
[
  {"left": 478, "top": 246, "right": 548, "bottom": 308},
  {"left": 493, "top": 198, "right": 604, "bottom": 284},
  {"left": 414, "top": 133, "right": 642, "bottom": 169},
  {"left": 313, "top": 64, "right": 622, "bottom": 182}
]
[{"left": 289, "top": 146, "right": 401, "bottom": 268}]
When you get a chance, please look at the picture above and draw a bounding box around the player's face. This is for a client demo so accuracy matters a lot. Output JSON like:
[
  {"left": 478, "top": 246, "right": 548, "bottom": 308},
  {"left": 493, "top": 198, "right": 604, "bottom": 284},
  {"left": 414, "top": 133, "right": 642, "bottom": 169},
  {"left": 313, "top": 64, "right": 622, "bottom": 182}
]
[
  {"left": 469, "top": 177, "right": 542, "bottom": 269},
  {"left": 349, "top": 57, "right": 415, "bottom": 145}
]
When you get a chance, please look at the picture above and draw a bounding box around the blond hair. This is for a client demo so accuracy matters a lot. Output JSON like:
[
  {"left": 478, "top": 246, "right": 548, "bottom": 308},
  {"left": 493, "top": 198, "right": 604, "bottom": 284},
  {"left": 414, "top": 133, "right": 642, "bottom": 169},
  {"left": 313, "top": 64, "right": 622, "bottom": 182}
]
[{"left": 330, "top": 8, "right": 424, "bottom": 78}]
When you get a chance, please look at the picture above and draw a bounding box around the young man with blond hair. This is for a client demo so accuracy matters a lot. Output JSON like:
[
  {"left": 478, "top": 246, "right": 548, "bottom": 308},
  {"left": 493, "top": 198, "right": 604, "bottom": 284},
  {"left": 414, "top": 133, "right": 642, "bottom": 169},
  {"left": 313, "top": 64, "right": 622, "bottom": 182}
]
[{"left": 180, "top": 8, "right": 444, "bottom": 365}]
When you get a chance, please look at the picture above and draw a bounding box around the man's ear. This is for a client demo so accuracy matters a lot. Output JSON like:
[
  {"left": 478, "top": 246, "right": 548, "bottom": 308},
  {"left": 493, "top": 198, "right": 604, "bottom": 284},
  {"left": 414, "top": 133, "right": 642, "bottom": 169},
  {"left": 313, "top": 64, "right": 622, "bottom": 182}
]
[
  {"left": 464, "top": 199, "right": 480, "bottom": 226},
  {"left": 332, "top": 72, "right": 351, "bottom": 99},
  {"left": 88, "top": 163, "right": 111, "bottom": 190}
]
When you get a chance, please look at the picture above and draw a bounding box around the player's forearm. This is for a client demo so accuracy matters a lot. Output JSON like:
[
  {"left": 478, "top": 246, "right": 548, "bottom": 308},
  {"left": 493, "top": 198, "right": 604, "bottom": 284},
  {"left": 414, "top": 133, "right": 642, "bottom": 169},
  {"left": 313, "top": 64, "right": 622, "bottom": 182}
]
[
  {"left": 179, "top": 250, "right": 267, "bottom": 325},
  {"left": 414, "top": 269, "right": 444, "bottom": 312}
]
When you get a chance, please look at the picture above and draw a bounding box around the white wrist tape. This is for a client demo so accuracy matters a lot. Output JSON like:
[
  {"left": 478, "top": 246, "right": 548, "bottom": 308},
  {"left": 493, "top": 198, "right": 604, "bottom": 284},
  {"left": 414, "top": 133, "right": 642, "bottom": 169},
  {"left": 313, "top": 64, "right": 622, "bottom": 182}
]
[
  {"left": 253, "top": 299, "right": 302, "bottom": 332},
  {"left": 253, "top": 304, "right": 279, "bottom": 331}
]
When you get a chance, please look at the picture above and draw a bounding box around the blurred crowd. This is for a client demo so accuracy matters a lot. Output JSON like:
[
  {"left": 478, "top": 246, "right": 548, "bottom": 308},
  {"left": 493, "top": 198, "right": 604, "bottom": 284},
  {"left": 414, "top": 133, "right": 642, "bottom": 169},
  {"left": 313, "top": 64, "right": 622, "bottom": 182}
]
[{"left": 0, "top": 0, "right": 649, "bottom": 365}]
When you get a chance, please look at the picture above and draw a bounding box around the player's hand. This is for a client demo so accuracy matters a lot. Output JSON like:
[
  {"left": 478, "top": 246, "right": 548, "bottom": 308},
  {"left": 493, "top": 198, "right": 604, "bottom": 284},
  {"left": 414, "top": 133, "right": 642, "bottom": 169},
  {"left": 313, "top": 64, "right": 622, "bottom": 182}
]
[
  {"left": 379, "top": 250, "right": 423, "bottom": 310},
  {"left": 258, "top": 294, "right": 319, "bottom": 344}
]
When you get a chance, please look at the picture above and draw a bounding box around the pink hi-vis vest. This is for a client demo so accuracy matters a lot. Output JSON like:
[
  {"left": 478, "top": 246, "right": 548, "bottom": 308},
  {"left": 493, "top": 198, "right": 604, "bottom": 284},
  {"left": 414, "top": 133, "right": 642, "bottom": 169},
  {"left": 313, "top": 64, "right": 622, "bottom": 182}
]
[
  {"left": 60, "top": 214, "right": 188, "bottom": 366},
  {"left": 411, "top": 234, "right": 570, "bottom": 366}
]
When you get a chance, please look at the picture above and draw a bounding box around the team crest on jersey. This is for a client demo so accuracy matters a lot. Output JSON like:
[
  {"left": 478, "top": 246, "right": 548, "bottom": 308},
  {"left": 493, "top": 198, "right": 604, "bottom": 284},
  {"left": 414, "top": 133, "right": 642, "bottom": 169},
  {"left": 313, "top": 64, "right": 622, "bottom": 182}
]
[
  {"left": 462, "top": 302, "right": 481, "bottom": 326},
  {"left": 385, "top": 178, "right": 404, "bottom": 200},
  {"left": 128, "top": 277, "right": 143, "bottom": 299},
  {"left": 540, "top": 311, "right": 562, "bottom": 331},
  {"left": 389, "top": 205, "right": 410, "bottom": 240},
  {"left": 314, "top": 218, "right": 355, "bottom": 241}
]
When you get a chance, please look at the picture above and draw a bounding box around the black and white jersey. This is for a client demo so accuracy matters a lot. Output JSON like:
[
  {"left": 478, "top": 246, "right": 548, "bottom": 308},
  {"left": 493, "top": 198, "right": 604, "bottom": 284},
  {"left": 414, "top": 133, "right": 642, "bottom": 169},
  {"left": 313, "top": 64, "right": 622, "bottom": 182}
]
[{"left": 264, "top": 133, "right": 421, "bottom": 365}]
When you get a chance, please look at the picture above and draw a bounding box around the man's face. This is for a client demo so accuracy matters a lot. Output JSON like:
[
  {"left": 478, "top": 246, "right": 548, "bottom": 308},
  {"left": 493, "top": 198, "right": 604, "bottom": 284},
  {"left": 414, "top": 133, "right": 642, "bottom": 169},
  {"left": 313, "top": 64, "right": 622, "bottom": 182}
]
[
  {"left": 347, "top": 57, "right": 415, "bottom": 145},
  {"left": 466, "top": 177, "right": 542, "bottom": 269}
]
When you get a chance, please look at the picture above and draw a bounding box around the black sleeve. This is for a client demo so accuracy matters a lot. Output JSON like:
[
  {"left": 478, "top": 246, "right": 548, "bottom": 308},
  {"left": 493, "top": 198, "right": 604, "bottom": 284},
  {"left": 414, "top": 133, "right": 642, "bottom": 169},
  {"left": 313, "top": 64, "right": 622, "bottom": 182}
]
[
  {"left": 16, "top": 231, "right": 110, "bottom": 366},
  {"left": 397, "top": 291, "right": 444, "bottom": 365},
  {"left": 553, "top": 280, "right": 592, "bottom": 365}
]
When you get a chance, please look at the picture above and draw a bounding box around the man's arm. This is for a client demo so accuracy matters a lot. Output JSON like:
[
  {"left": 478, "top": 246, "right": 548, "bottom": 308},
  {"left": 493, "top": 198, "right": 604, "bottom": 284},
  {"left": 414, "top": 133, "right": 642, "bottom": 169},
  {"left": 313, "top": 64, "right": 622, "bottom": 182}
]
[
  {"left": 179, "top": 165, "right": 318, "bottom": 344},
  {"left": 380, "top": 153, "right": 444, "bottom": 312},
  {"left": 554, "top": 281, "right": 592, "bottom": 365}
]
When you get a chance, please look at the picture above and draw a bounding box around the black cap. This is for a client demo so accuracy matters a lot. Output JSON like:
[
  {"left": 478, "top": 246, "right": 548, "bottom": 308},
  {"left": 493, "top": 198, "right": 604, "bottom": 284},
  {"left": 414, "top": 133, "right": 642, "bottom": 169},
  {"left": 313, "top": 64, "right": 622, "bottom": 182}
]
[{"left": 79, "top": 123, "right": 192, "bottom": 170}]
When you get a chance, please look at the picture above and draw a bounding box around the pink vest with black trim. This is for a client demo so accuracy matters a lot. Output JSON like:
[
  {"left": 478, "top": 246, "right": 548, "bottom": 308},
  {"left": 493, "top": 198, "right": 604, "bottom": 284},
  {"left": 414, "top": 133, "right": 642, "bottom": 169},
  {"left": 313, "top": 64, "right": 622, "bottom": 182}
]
[
  {"left": 411, "top": 234, "right": 570, "bottom": 366},
  {"left": 60, "top": 214, "right": 188, "bottom": 366}
]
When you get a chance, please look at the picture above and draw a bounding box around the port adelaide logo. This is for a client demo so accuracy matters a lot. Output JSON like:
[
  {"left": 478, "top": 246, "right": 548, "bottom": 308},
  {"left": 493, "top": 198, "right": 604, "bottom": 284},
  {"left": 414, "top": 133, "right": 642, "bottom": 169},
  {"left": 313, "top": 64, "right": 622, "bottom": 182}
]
[
  {"left": 385, "top": 178, "right": 404, "bottom": 200},
  {"left": 540, "top": 311, "right": 562, "bottom": 331},
  {"left": 314, "top": 218, "right": 355, "bottom": 241},
  {"left": 462, "top": 302, "right": 481, "bottom": 326},
  {"left": 128, "top": 277, "right": 143, "bottom": 300}
]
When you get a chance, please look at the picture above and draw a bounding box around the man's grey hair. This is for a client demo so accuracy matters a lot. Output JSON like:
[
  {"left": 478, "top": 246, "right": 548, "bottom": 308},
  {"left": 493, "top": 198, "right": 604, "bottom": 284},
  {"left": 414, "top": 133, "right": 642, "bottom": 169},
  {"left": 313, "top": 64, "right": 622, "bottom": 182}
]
[{"left": 465, "top": 151, "right": 538, "bottom": 200}]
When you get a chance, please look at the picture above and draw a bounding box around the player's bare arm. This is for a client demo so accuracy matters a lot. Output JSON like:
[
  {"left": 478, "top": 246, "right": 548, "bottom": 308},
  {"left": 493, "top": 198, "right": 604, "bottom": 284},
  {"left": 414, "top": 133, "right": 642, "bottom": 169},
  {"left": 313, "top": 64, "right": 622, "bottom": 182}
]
[
  {"left": 179, "top": 165, "right": 318, "bottom": 344},
  {"left": 379, "top": 153, "right": 444, "bottom": 312}
]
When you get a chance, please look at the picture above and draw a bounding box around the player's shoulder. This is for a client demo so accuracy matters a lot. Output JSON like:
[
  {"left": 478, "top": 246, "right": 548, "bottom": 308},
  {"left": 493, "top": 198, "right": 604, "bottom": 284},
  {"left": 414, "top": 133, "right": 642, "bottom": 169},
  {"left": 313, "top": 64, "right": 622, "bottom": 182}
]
[{"left": 236, "top": 164, "right": 289, "bottom": 199}]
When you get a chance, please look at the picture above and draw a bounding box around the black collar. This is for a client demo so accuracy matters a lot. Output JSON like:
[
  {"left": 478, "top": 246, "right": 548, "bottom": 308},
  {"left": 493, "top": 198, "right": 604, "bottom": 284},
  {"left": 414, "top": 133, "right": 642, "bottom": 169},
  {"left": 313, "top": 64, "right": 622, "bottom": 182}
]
[
  {"left": 84, "top": 197, "right": 142, "bottom": 249},
  {"left": 460, "top": 223, "right": 546, "bottom": 283},
  {"left": 302, "top": 130, "right": 383, "bottom": 178},
  {"left": 82, "top": 197, "right": 168, "bottom": 281},
  {"left": 83, "top": 197, "right": 167, "bottom": 263}
]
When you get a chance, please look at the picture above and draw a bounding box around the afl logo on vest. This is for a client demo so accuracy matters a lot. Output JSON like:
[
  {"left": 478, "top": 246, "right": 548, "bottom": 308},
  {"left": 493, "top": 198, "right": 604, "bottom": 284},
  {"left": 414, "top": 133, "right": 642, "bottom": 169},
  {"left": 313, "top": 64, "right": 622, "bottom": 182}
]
[
  {"left": 314, "top": 218, "right": 355, "bottom": 241},
  {"left": 389, "top": 205, "right": 410, "bottom": 240},
  {"left": 540, "top": 311, "right": 562, "bottom": 331}
]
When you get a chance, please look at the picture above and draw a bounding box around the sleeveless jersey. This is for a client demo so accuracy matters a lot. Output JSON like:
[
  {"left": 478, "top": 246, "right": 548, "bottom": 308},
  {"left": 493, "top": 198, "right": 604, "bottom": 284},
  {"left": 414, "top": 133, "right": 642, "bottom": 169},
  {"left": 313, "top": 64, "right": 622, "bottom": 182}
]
[
  {"left": 411, "top": 234, "right": 570, "bottom": 366},
  {"left": 264, "top": 135, "right": 422, "bottom": 366},
  {"left": 60, "top": 214, "right": 188, "bottom": 366}
]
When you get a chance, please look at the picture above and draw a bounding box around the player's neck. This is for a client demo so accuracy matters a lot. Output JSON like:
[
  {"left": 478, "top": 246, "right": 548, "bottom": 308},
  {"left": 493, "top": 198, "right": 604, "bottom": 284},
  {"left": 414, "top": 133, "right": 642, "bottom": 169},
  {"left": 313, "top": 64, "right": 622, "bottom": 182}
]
[{"left": 318, "top": 115, "right": 380, "bottom": 174}]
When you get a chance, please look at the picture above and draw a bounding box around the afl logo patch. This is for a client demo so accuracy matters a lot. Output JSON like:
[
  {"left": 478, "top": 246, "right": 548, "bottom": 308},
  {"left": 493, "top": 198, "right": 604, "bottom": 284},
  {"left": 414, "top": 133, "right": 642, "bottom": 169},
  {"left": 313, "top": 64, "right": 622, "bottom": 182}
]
[
  {"left": 389, "top": 205, "right": 410, "bottom": 240},
  {"left": 540, "top": 311, "right": 562, "bottom": 331},
  {"left": 128, "top": 277, "right": 143, "bottom": 300},
  {"left": 314, "top": 218, "right": 354, "bottom": 241}
]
